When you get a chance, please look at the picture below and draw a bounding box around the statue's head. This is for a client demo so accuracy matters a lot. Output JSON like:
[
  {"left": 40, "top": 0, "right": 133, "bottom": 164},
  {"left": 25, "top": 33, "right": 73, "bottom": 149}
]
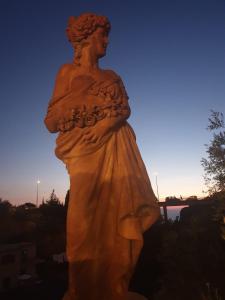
[{"left": 66, "top": 13, "right": 111, "bottom": 64}]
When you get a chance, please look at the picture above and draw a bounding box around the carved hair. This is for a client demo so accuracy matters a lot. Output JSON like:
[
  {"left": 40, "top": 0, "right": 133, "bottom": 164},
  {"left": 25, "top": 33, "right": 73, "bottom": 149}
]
[{"left": 66, "top": 13, "right": 111, "bottom": 65}]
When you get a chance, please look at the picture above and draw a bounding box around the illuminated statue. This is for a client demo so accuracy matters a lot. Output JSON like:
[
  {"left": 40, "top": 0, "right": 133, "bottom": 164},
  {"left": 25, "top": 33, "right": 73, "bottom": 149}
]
[{"left": 45, "top": 13, "right": 160, "bottom": 300}]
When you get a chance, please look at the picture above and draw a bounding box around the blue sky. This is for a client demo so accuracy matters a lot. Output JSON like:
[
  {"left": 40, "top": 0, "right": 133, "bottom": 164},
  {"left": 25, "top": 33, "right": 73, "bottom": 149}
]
[{"left": 0, "top": 0, "right": 225, "bottom": 204}]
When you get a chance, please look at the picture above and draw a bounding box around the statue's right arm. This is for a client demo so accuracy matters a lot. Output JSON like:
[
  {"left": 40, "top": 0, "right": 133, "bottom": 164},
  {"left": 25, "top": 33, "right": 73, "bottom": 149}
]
[{"left": 44, "top": 64, "right": 72, "bottom": 133}]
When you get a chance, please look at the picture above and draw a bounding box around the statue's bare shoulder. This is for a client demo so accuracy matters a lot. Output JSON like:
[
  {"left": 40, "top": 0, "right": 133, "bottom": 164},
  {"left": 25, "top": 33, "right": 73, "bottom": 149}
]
[
  {"left": 52, "top": 63, "right": 75, "bottom": 98},
  {"left": 55, "top": 63, "right": 75, "bottom": 81},
  {"left": 101, "top": 69, "right": 122, "bottom": 81}
]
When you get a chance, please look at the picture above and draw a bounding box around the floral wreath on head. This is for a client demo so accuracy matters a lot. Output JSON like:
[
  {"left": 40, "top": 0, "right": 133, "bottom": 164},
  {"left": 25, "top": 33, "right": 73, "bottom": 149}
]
[{"left": 66, "top": 13, "right": 111, "bottom": 44}]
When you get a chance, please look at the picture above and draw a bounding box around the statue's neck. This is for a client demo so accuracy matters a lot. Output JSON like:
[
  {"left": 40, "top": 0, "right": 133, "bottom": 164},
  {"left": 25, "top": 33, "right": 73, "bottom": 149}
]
[{"left": 75, "top": 47, "right": 99, "bottom": 73}]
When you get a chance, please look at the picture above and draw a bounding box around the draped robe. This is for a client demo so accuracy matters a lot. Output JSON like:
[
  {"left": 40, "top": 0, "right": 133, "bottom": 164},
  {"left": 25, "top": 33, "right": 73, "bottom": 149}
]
[{"left": 45, "top": 68, "right": 160, "bottom": 300}]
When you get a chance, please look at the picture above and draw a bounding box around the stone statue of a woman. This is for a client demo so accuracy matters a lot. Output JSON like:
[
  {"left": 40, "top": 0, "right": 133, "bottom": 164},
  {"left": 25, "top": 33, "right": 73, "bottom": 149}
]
[{"left": 45, "top": 12, "right": 160, "bottom": 300}]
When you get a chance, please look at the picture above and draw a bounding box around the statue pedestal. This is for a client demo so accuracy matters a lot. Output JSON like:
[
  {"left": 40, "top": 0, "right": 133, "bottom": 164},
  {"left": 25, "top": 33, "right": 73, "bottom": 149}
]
[{"left": 128, "top": 292, "right": 148, "bottom": 300}]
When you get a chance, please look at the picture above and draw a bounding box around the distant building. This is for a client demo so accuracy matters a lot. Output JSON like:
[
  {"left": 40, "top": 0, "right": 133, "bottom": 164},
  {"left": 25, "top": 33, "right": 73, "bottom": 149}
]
[{"left": 0, "top": 242, "right": 36, "bottom": 291}]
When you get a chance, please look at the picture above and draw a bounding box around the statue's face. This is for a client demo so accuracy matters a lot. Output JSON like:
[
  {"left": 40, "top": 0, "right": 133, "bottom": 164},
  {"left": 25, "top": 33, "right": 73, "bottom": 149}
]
[{"left": 88, "top": 27, "right": 109, "bottom": 58}]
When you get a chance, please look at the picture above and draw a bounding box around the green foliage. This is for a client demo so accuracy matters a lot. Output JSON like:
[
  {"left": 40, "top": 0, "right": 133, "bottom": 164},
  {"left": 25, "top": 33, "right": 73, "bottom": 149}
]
[
  {"left": 0, "top": 198, "right": 13, "bottom": 217},
  {"left": 209, "top": 191, "right": 225, "bottom": 240},
  {"left": 149, "top": 207, "right": 225, "bottom": 300},
  {"left": 0, "top": 190, "right": 67, "bottom": 258},
  {"left": 46, "top": 189, "right": 61, "bottom": 205},
  {"left": 39, "top": 190, "right": 65, "bottom": 220},
  {"left": 37, "top": 190, "right": 66, "bottom": 257},
  {"left": 207, "top": 111, "right": 224, "bottom": 131},
  {"left": 201, "top": 110, "right": 225, "bottom": 194}
]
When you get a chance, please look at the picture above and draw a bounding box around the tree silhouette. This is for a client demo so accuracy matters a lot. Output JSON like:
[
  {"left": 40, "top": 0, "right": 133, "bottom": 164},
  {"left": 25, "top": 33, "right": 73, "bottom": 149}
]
[
  {"left": 201, "top": 110, "right": 225, "bottom": 194},
  {"left": 0, "top": 198, "right": 13, "bottom": 217},
  {"left": 38, "top": 190, "right": 66, "bottom": 257}
]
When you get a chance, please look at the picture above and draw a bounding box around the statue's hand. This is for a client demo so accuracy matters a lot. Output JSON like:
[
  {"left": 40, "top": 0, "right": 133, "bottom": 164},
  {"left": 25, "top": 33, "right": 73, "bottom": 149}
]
[
  {"left": 81, "top": 120, "right": 111, "bottom": 144},
  {"left": 81, "top": 114, "right": 127, "bottom": 144}
]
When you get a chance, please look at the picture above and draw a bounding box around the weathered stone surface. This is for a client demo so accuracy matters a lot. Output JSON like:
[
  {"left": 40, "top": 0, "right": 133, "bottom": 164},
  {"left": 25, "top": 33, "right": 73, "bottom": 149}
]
[{"left": 45, "top": 12, "right": 160, "bottom": 300}]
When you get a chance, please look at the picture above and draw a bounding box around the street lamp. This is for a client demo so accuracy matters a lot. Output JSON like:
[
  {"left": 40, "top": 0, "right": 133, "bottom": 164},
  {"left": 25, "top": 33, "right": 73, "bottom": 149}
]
[
  {"left": 36, "top": 180, "right": 40, "bottom": 207},
  {"left": 153, "top": 172, "right": 159, "bottom": 201}
]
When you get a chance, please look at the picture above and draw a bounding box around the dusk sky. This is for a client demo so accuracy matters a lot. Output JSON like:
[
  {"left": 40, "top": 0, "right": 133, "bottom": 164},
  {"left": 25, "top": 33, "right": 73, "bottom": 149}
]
[{"left": 1, "top": 0, "right": 225, "bottom": 205}]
